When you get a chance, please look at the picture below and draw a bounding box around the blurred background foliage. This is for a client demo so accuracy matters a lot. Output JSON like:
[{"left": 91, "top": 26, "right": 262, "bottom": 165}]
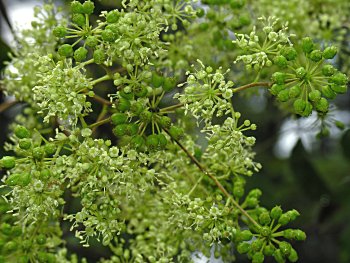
[{"left": 1, "top": 0, "right": 350, "bottom": 262}]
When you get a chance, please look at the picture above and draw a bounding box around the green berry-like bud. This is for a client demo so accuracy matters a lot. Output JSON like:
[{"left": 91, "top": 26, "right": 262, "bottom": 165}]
[
  {"left": 289, "top": 85, "right": 301, "bottom": 98},
  {"left": 93, "top": 49, "right": 106, "bottom": 64},
  {"left": 322, "top": 64, "right": 335, "bottom": 76},
  {"left": 130, "top": 102, "right": 143, "bottom": 115},
  {"left": 281, "top": 47, "right": 297, "bottom": 61},
  {"left": 315, "top": 97, "right": 329, "bottom": 113},
  {"left": 301, "top": 37, "right": 314, "bottom": 53},
  {"left": 146, "top": 134, "right": 159, "bottom": 150},
  {"left": 274, "top": 55, "right": 288, "bottom": 68},
  {"left": 106, "top": 10, "right": 120, "bottom": 23},
  {"left": 273, "top": 249, "right": 285, "bottom": 263},
  {"left": 286, "top": 209, "right": 300, "bottom": 221},
  {"left": 294, "top": 230, "right": 306, "bottom": 241},
  {"left": 331, "top": 84, "right": 348, "bottom": 93},
  {"left": 1, "top": 156, "right": 16, "bottom": 169},
  {"left": 323, "top": 46, "right": 337, "bottom": 59},
  {"left": 308, "top": 90, "right": 321, "bottom": 102},
  {"left": 331, "top": 72, "right": 348, "bottom": 86},
  {"left": 259, "top": 212, "right": 271, "bottom": 225},
  {"left": 295, "top": 67, "right": 307, "bottom": 79},
  {"left": 86, "top": 36, "right": 98, "bottom": 47},
  {"left": 119, "top": 89, "right": 133, "bottom": 100},
  {"left": 159, "top": 116, "right": 172, "bottom": 129},
  {"left": 111, "top": 113, "right": 128, "bottom": 125},
  {"left": 321, "top": 86, "right": 336, "bottom": 99},
  {"left": 53, "top": 25, "right": 67, "bottom": 38},
  {"left": 33, "top": 147, "right": 45, "bottom": 160},
  {"left": 288, "top": 248, "right": 298, "bottom": 262},
  {"left": 151, "top": 72, "right": 164, "bottom": 88},
  {"left": 133, "top": 85, "right": 148, "bottom": 97},
  {"left": 278, "top": 213, "right": 290, "bottom": 225},
  {"left": 71, "top": 1, "right": 83, "bottom": 13},
  {"left": 309, "top": 50, "right": 323, "bottom": 62},
  {"left": 36, "top": 234, "right": 46, "bottom": 245},
  {"left": 140, "top": 110, "right": 153, "bottom": 123},
  {"left": 283, "top": 229, "right": 294, "bottom": 239},
  {"left": 102, "top": 29, "right": 116, "bottom": 42},
  {"left": 277, "top": 89, "right": 289, "bottom": 102},
  {"left": 246, "top": 197, "right": 258, "bottom": 207},
  {"left": 263, "top": 244, "right": 275, "bottom": 256},
  {"left": 252, "top": 252, "right": 264, "bottom": 263},
  {"left": 0, "top": 223, "right": 12, "bottom": 235},
  {"left": 19, "top": 138, "right": 32, "bottom": 150},
  {"left": 15, "top": 126, "right": 30, "bottom": 138},
  {"left": 293, "top": 99, "right": 306, "bottom": 114},
  {"left": 272, "top": 72, "right": 286, "bottom": 85},
  {"left": 230, "top": 0, "right": 246, "bottom": 9},
  {"left": 58, "top": 44, "right": 73, "bottom": 57},
  {"left": 169, "top": 126, "right": 184, "bottom": 140},
  {"left": 302, "top": 101, "right": 313, "bottom": 116},
  {"left": 163, "top": 77, "right": 177, "bottom": 92},
  {"left": 126, "top": 123, "right": 139, "bottom": 136},
  {"left": 270, "top": 206, "right": 283, "bottom": 220},
  {"left": 113, "top": 124, "right": 128, "bottom": 137},
  {"left": 131, "top": 135, "right": 145, "bottom": 150},
  {"left": 44, "top": 143, "right": 56, "bottom": 155},
  {"left": 117, "top": 98, "right": 131, "bottom": 112},
  {"left": 233, "top": 185, "right": 244, "bottom": 198},
  {"left": 260, "top": 226, "right": 271, "bottom": 237},
  {"left": 248, "top": 189, "right": 262, "bottom": 198},
  {"left": 5, "top": 173, "right": 31, "bottom": 187},
  {"left": 40, "top": 169, "right": 51, "bottom": 180},
  {"left": 238, "top": 230, "right": 253, "bottom": 241},
  {"left": 270, "top": 84, "right": 285, "bottom": 96},
  {"left": 237, "top": 242, "right": 250, "bottom": 254},
  {"left": 72, "top": 13, "right": 85, "bottom": 27},
  {"left": 82, "top": 1, "right": 94, "bottom": 14},
  {"left": 158, "top": 134, "right": 168, "bottom": 149},
  {"left": 251, "top": 239, "right": 263, "bottom": 252},
  {"left": 279, "top": 241, "right": 291, "bottom": 256},
  {"left": 74, "top": 47, "right": 88, "bottom": 62}
]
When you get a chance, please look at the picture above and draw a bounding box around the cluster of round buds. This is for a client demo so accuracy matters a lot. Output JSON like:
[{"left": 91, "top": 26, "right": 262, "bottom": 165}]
[
  {"left": 270, "top": 37, "right": 348, "bottom": 116},
  {"left": 111, "top": 72, "right": 183, "bottom": 151},
  {"left": 235, "top": 205, "right": 306, "bottom": 263}
]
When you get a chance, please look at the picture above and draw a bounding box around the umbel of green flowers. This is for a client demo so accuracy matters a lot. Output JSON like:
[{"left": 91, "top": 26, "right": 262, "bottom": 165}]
[{"left": 0, "top": 0, "right": 348, "bottom": 262}]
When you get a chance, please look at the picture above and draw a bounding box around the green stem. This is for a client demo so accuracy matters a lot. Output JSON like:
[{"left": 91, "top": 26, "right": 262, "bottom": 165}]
[
  {"left": 88, "top": 117, "right": 111, "bottom": 129},
  {"left": 232, "top": 82, "right": 271, "bottom": 93},
  {"left": 90, "top": 75, "right": 112, "bottom": 86}
]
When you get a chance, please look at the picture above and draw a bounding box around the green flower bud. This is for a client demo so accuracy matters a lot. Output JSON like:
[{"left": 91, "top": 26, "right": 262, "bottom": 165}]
[
  {"left": 0, "top": 223, "right": 12, "bottom": 235},
  {"left": 72, "top": 13, "right": 85, "bottom": 27},
  {"left": 248, "top": 189, "right": 262, "bottom": 198},
  {"left": 321, "top": 86, "right": 336, "bottom": 99},
  {"left": 58, "top": 44, "right": 73, "bottom": 57},
  {"left": 279, "top": 241, "right": 291, "bottom": 256},
  {"left": 309, "top": 49, "right": 323, "bottom": 62},
  {"left": 44, "top": 143, "right": 56, "bottom": 155},
  {"left": 286, "top": 209, "right": 300, "bottom": 221},
  {"left": 237, "top": 242, "right": 250, "bottom": 254},
  {"left": 15, "top": 125, "right": 30, "bottom": 138},
  {"left": 86, "top": 36, "right": 98, "bottom": 47},
  {"left": 260, "top": 226, "right": 271, "bottom": 237},
  {"left": 294, "top": 229, "right": 306, "bottom": 241},
  {"left": 273, "top": 249, "right": 285, "bottom": 263},
  {"left": 146, "top": 134, "right": 159, "bottom": 150},
  {"left": 33, "top": 147, "right": 45, "bottom": 160},
  {"left": 283, "top": 229, "right": 294, "bottom": 239},
  {"left": 196, "top": 8, "right": 205, "bottom": 18},
  {"left": 270, "top": 206, "right": 283, "bottom": 220},
  {"left": 302, "top": 101, "right": 313, "bottom": 116},
  {"left": 159, "top": 116, "right": 172, "bottom": 129},
  {"left": 93, "top": 49, "right": 106, "bottom": 64},
  {"left": 331, "top": 84, "right": 347, "bottom": 94},
  {"left": 5, "top": 173, "right": 31, "bottom": 187},
  {"left": 169, "top": 126, "right": 184, "bottom": 140},
  {"left": 74, "top": 47, "right": 88, "bottom": 62},
  {"left": 53, "top": 25, "right": 67, "bottom": 38},
  {"left": 323, "top": 46, "right": 337, "bottom": 59},
  {"left": 130, "top": 102, "right": 144, "bottom": 115},
  {"left": 301, "top": 37, "right": 314, "bottom": 53},
  {"left": 230, "top": 0, "right": 246, "bottom": 9},
  {"left": 82, "top": 1, "right": 94, "bottom": 14},
  {"left": 295, "top": 67, "right": 307, "bottom": 79},
  {"left": 233, "top": 185, "right": 244, "bottom": 198},
  {"left": 140, "top": 110, "right": 152, "bottom": 123},
  {"left": 274, "top": 55, "right": 288, "bottom": 68},
  {"left": 288, "top": 248, "right": 298, "bottom": 262},
  {"left": 126, "top": 123, "right": 139, "bottom": 136},
  {"left": 151, "top": 72, "right": 164, "bottom": 88},
  {"left": 133, "top": 85, "right": 148, "bottom": 97},
  {"left": 315, "top": 97, "right": 329, "bottom": 113},
  {"left": 322, "top": 64, "right": 335, "bottom": 76},
  {"left": 19, "top": 138, "right": 32, "bottom": 150},
  {"left": 289, "top": 85, "right": 301, "bottom": 98},
  {"left": 251, "top": 239, "right": 263, "bottom": 252},
  {"left": 106, "top": 10, "right": 119, "bottom": 23},
  {"left": 246, "top": 197, "right": 258, "bottom": 207},
  {"left": 102, "top": 29, "right": 116, "bottom": 42},
  {"left": 252, "top": 252, "right": 264, "bottom": 263},
  {"left": 117, "top": 98, "right": 131, "bottom": 112},
  {"left": 281, "top": 47, "right": 297, "bottom": 61},
  {"left": 163, "top": 77, "right": 177, "bottom": 92},
  {"left": 238, "top": 230, "right": 253, "bottom": 241},
  {"left": 263, "top": 244, "right": 275, "bottom": 256},
  {"left": 278, "top": 213, "right": 290, "bottom": 225},
  {"left": 36, "top": 234, "right": 46, "bottom": 245},
  {"left": 277, "top": 89, "right": 289, "bottom": 102},
  {"left": 270, "top": 84, "right": 286, "bottom": 96},
  {"left": 113, "top": 124, "right": 128, "bottom": 137},
  {"left": 259, "top": 212, "right": 271, "bottom": 225},
  {"left": 40, "top": 169, "right": 51, "bottom": 180},
  {"left": 331, "top": 72, "right": 348, "bottom": 86},
  {"left": 71, "top": 1, "right": 84, "bottom": 13},
  {"left": 111, "top": 113, "right": 128, "bottom": 125},
  {"left": 131, "top": 135, "right": 145, "bottom": 150},
  {"left": 119, "top": 89, "right": 133, "bottom": 100},
  {"left": 1, "top": 156, "right": 16, "bottom": 169},
  {"left": 272, "top": 72, "right": 286, "bottom": 85},
  {"left": 308, "top": 90, "right": 321, "bottom": 102},
  {"left": 293, "top": 99, "right": 306, "bottom": 114},
  {"left": 158, "top": 134, "right": 168, "bottom": 149}
]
